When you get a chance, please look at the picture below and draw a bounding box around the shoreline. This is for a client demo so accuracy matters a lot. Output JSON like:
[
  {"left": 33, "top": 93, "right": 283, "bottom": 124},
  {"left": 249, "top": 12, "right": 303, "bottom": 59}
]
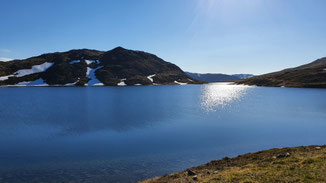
[{"left": 140, "top": 145, "right": 326, "bottom": 183}]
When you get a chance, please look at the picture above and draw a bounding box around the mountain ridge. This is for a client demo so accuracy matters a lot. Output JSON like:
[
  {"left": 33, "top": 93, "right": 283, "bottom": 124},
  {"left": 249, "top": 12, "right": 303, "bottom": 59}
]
[
  {"left": 186, "top": 72, "right": 253, "bottom": 82},
  {"left": 236, "top": 57, "right": 326, "bottom": 88},
  {"left": 0, "top": 47, "right": 204, "bottom": 86}
]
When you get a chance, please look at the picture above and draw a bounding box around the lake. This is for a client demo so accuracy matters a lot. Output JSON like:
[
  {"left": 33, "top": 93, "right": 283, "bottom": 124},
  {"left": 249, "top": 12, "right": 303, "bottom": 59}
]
[{"left": 0, "top": 83, "right": 325, "bottom": 182}]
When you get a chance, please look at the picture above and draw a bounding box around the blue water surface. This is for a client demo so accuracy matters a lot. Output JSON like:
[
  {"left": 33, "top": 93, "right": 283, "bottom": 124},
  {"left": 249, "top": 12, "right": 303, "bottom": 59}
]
[{"left": 0, "top": 83, "right": 325, "bottom": 182}]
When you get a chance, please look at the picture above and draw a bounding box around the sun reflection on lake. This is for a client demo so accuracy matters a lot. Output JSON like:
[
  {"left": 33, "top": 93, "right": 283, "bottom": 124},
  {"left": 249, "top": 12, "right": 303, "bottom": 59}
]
[{"left": 201, "top": 82, "right": 253, "bottom": 112}]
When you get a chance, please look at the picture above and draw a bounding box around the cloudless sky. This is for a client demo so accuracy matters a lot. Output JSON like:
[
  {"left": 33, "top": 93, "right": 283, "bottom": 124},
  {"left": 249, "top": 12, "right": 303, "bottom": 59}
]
[{"left": 1, "top": 0, "right": 326, "bottom": 74}]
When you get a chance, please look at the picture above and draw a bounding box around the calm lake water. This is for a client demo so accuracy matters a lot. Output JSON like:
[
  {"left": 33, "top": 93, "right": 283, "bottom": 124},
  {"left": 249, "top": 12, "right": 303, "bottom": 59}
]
[{"left": 0, "top": 83, "right": 325, "bottom": 182}]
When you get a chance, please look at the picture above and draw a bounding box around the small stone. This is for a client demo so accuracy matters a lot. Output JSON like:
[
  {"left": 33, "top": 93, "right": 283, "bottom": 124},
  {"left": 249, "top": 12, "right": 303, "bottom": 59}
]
[
  {"left": 187, "top": 169, "right": 196, "bottom": 176},
  {"left": 193, "top": 175, "right": 198, "bottom": 181},
  {"left": 213, "top": 171, "right": 218, "bottom": 174},
  {"left": 206, "top": 171, "right": 210, "bottom": 174},
  {"left": 315, "top": 146, "right": 321, "bottom": 150},
  {"left": 275, "top": 153, "right": 290, "bottom": 158}
]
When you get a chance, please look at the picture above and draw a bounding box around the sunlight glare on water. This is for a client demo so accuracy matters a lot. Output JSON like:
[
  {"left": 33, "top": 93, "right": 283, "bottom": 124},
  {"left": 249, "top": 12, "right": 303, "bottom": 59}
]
[{"left": 201, "top": 82, "right": 253, "bottom": 111}]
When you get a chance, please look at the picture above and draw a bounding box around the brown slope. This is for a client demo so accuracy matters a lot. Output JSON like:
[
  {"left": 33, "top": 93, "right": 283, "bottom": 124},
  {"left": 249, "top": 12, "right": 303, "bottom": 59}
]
[{"left": 236, "top": 57, "right": 326, "bottom": 88}]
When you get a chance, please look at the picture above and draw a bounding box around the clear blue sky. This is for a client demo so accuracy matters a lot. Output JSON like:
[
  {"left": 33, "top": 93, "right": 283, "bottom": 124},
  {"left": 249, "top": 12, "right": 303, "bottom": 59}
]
[{"left": 1, "top": 0, "right": 326, "bottom": 74}]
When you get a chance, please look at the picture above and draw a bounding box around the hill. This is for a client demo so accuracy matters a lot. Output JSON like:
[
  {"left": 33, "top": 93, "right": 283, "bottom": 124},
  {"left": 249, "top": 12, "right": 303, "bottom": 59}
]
[
  {"left": 141, "top": 145, "right": 326, "bottom": 183},
  {"left": 0, "top": 47, "right": 204, "bottom": 86},
  {"left": 236, "top": 57, "right": 326, "bottom": 88}
]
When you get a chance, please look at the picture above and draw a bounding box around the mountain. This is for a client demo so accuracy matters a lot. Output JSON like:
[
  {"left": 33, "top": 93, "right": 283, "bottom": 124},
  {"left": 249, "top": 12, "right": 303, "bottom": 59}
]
[
  {"left": 232, "top": 74, "right": 255, "bottom": 79},
  {"left": 186, "top": 72, "right": 254, "bottom": 82},
  {"left": 236, "top": 57, "right": 326, "bottom": 88},
  {"left": 0, "top": 47, "right": 204, "bottom": 86}
]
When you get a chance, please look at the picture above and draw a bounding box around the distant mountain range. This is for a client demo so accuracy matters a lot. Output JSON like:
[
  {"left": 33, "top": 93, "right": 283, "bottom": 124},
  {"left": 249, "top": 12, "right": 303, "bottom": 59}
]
[
  {"left": 0, "top": 47, "right": 204, "bottom": 86},
  {"left": 186, "top": 72, "right": 254, "bottom": 82},
  {"left": 4, "top": 47, "right": 324, "bottom": 88},
  {"left": 236, "top": 57, "right": 326, "bottom": 88}
]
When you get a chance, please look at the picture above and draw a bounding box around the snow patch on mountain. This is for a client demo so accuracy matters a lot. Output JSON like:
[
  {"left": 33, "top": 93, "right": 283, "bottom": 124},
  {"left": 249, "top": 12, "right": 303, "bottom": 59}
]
[
  {"left": 15, "top": 62, "right": 54, "bottom": 77},
  {"left": 85, "top": 60, "right": 99, "bottom": 65},
  {"left": 174, "top": 81, "right": 187, "bottom": 85},
  {"left": 117, "top": 79, "right": 126, "bottom": 86},
  {"left": 0, "top": 75, "right": 11, "bottom": 81},
  {"left": 93, "top": 83, "right": 104, "bottom": 86},
  {"left": 0, "top": 62, "right": 54, "bottom": 81},
  {"left": 65, "top": 78, "right": 80, "bottom": 86},
  {"left": 0, "top": 58, "right": 13, "bottom": 62},
  {"left": 16, "top": 78, "right": 49, "bottom": 86},
  {"left": 87, "top": 66, "right": 104, "bottom": 86},
  {"left": 147, "top": 74, "right": 156, "bottom": 82}
]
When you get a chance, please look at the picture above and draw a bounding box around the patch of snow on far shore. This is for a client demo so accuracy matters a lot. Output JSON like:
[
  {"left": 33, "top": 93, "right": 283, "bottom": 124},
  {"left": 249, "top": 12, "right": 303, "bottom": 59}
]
[
  {"left": 117, "top": 79, "right": 126, "bottom": 86},
  {"left": 0, "top": 75, "right": 11, "bottom": 81},
  {"left": 69, "top": 60, "right": 80, "bottom": 64},
  {"left": 85, "top": 60, "right": 99, "bottom": 65},
  {"left": 15, "top": 78, "right": 49, "bottom": 86},
  {"left": 0, "top": 62, "right": 54, "bottom": 81},
  {"left": 323, "top": 68, "right": 326, "bottom": 71},
  {"left": 65, "top": 78, "right": 80, "bottom": 86},
  {"left": 0, "top": 58, "right": 13, "bottom": 62},
  {"left": 28, "top": 78, "right": 49, "bottom": 86},
  {"left": 174, "top": 81, "right": 187, "bottom": 85},
  {"left": 16, "top": 81, "right": 30, "bottom": 86},
  {"left": 147, "top": 74, "right": 156, "bottom": 82},
  {"left": 87, "top": 66, "right": 104, "bottom": 86},
  {"left": 134, "top": 83, "right": 142, "bottom": 86},
  {"left": 86, "top": 67, "right": 91, "bottom": 76},
  {"left": 15, "top": 62, "right": 54, "bottom": 77},
  {"left": 93, "top": 83, "right": 104, "bottom": 86}
]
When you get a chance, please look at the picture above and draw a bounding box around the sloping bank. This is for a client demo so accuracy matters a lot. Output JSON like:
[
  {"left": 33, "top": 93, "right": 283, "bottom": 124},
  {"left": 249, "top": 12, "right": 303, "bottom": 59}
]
[{"left": 140, "top": 145, "right": 326, "bottom": 183}]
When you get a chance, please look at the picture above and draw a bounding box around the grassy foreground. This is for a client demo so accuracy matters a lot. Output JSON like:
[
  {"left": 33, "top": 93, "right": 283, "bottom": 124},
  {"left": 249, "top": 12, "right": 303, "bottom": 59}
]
[{"left": 140, "top": 145, "right": 326, "bottom": 183}]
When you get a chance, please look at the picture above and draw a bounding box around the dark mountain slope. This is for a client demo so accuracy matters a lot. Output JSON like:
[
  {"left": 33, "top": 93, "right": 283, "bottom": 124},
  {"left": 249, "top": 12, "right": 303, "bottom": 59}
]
[
  {"left": 236, "top": 57, "right": 326, "bottom": 88},
  {"left": 0, "top": 47, "right": 203, "bottom": 86}
]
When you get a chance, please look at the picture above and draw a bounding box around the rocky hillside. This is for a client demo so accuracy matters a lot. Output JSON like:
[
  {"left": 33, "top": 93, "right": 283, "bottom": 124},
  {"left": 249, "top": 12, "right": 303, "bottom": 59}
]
[
  {"left": 0, "top": 47, "right": 203, "bottom": 86},
  {"left": 236, "top": 57, "right": 326, "bottom": 88},
  {"left": 141, "top": 145, "right": 326, "bottom": 183},
  {"left": 186, "top": 72, "right": 253, "bottom": 82}
]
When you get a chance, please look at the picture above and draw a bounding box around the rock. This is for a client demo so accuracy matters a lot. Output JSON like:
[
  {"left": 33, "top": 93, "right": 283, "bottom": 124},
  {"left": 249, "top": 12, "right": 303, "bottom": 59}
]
[
  {"left": 206, "top": 171, "right": 210, "bottom": 174},
  {"left": 315, "top": 146, "right": 322, "bottom": 150},
  {"left": 192, "top": 175, "right": 198, "bottom": 181},
  {"left": 187, "top": 169, "right": 196, "bottom": 176},
  {"left": 213, "top": 171, "right": 218, "bottom": 174},
  {"left": 275, "top": 153, "right": 291, "bottom": 158}
]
